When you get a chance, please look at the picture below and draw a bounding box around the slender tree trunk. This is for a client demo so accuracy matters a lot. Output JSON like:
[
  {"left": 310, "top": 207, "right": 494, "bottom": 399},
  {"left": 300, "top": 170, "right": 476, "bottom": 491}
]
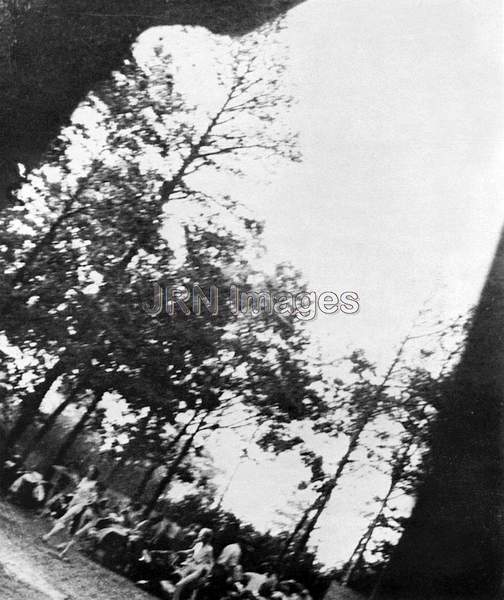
[
  {"left": 290, "top": 481, "right": 336, "bottom": 565},
  {"left": 46, "top": 388, "right": 105, "bottom": 475},
  {"left": 17, "top": 372, "right": 91, "bottom": 466},
  {"left": 133, "top": 462, "right": 160, "bottom": 502},
  {"left": 290, "top": 337, "right": 412, "bottom": 564},
  {"left": 144, "top": 414, "right": 207, "bottom": 515},
  {"left": 214, "top": 424, "right": 259, "bottom": 512},
  {"left": 279, "top": 503, "right": 314, "bottom": 564},
  {"left": 108, "top": 413, "right": 153, "bottom": 486},
  {"left": 289, "top": 418, "right": 378, "bottom": 562},
  {"left": 342, "top": 482, "right": 395, "bottom": 587},
  {"left": 132, "top": 412, "right": 199, "bottom": 501},
  {"left": 2, "top": 359, "right": 67, "bottom": 459},
  {"left": 342, "top": 440, "right": 414, "bottom": 587}
]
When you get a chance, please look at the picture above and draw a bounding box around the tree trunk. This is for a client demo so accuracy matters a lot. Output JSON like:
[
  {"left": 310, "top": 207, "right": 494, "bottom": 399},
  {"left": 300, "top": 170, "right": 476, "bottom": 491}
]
[
  {"left": 383, "top": 231, "right": 504, "bottom": 599},
  {"left": 107, "top": 413, "right": 153, "bottom": 486},
  {"left": 342, "top": 480, "right": 395, "bottom": 586},
  {"left": 1, "top": 359, "right": 67, "bottom": 461},
  {"left": 290, "top": 480, "right": 336, "bottom": 564},
  {"left": 46, "top": 388, "right": 104, "bottom": 475},
  {"left": 133, "top": 462, "right": 160, "bottom": 502},
  {"left": 131, "top": 412, "right": 199, "bottom": 501},
  {"left": 279, "top": 505, "right": 312, "bottom": 563},
  {"left": 342, "top": 440, "right": 413, "bottom": 587},
  {"left": 144, "top": 415, "right": 207, "bottom": 515},
  {"left": 289, "top": 339, "right": 410, "bottom": 564},
  {"left": 17, "top": 372, "right": 91, "bottom": 466}
]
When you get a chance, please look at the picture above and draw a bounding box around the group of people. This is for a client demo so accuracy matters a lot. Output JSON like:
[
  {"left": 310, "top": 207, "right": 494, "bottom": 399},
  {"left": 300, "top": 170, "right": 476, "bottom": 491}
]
[
  {"left": 8, "top": 463, "right": 313, "bottom": 600},
  {"left": 169, "top": 529, "right": 313, "bottom": 600}
]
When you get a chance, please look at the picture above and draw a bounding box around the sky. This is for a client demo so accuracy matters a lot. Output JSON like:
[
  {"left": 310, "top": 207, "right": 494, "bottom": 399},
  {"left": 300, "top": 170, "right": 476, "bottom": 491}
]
[
  {"left": 130, "top": 0, "right": 504, "bottom": 567},
  {"left": 247, "top": 0, "right": 504, "bottom": 368},
  {"left": 6, "top": 0, "right": 502, "bottom": 572}
]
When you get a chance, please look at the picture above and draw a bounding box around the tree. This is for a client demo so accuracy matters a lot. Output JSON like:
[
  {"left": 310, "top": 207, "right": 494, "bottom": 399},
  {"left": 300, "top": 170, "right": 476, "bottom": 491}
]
[
  {"left": 283, "top": 340, "right": 410, "bottom": 565},
  {"left": 281, "top": 310, "right": 470, "bottom": 575},
  {"left": 0, "top": 0, "right": 305, "bottom": 206},
  {"left": 382, "top": 289, "right": 503, "bottom": 598},
  {"left": 16, "top": 367, "right": 93, "bottom": 466},
  {"left": 0, "top": 24, "right": 301, "bottom": 463},
  {"left": 335, "top": 314, "right": 471, "bottom": 595},
  {"left": 0, "top": 28, "right": 329, "bottom": 528}
]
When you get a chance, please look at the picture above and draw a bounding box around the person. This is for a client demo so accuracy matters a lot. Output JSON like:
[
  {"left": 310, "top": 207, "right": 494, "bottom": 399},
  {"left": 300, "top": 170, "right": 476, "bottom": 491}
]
[
  {"left": 133, "top": 513, "right": 177, "bottom": 553},
  {"left": 258, "top": 571, "right": 279, "bottom": 599},
  {"left": 8, "top": 470, "right": 46, "bottom": 506},
  {"left": 56, "top": 497, "right": 109, "bottom": 559},
  {"left": 40, "top": 473, "right": 77, "bottom": 518},
  {"left": 214, "top": 540, "right": 245, "bottom": 598},
  {"left": 116, "top": 502, "right": 141, "bottom": 528},
  {"left": 42, "top": 465, "right": 100, "bottom": 544},
  {"left": 217, "top": 542, "right": 242, "bottom": 571},
  {"left": 243, "top": 571, "right": 268, "bottom": 595},
  {"left": 279, "top": 580, "right": 302, "bottom": 600},
  {"left": 173, "top": 528, "right": 214, "bottom": 600}
]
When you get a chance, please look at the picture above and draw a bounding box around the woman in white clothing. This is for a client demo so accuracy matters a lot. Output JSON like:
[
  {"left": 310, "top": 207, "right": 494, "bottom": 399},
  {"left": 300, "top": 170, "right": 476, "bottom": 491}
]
[
  {"left": 173, "top": 528, "right": 214, "bottom": 600},
  {"left": 42, "top": 465, "right": 100, "bottom": 543}
]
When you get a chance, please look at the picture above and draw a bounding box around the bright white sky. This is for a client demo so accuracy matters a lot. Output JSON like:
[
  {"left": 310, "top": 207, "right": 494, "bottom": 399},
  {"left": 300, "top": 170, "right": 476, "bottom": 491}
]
[
  {"left": 135, "top": 0, "right": 504, "bottom": 568},
  {"left": 132, "top": 0, "right": 504, "bottom": 568},
  {"left": 249, "top": 0, "right": 504, "bottom": 368},
  {"left": 14, "top": 0, "right": 503, "bottom": 572}
]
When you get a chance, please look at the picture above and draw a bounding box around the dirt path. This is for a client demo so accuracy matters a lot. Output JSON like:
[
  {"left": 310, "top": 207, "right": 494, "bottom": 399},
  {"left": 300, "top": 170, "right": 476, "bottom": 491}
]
[{"left": 0, "top": 501, "right": 152, "bottom": 600}]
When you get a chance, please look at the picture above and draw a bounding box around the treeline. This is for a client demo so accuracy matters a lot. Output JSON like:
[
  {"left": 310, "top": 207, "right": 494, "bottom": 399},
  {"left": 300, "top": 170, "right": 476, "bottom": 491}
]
[{"left": 0, "top": 23, "right": 470, "bottom": 597}]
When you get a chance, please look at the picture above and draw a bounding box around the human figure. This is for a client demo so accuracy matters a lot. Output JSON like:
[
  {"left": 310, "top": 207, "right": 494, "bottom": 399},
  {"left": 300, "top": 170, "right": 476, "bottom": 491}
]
[
  {"left": 9, "top": 470, "right": 46, "bottom": 506},
  {"left": 173, "top": 528, "right": 214, "bottom": 600},
  {"left": 258, "top": 571, "right": 279, "bottom": 599},
  {"left": 40, "top": 472, "right": 76, "bottom": 518},
  {"left": 213, "top": 540, "right": 245, "bottom": 598},
  {"left": 42, "top": 465, "right": 100, "bottom": 543},
  {"left": 56, "top": 497, "right": 109, "bottom": 559},
  {"left": 217, "top": 541, "right": 242, "bottom": 572},
  {"left": 244, "top": 571, "right": 268, "bottom": 595}
]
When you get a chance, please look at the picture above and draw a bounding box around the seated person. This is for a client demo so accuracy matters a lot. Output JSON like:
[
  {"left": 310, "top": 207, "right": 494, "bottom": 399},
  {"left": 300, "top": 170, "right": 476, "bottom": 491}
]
[
  {"left": 173, "top": 528, "right": 214, "bottom": 600},
  {"left": 134, "top": 514, "right": 175, "bottom": 551},
  {"left": 244, "top": 571, "right": 268, "bottom": 595},
  {"left": 217, "top": 541, "right": 242, "bottom": 572},
  {"left": 258, "top": 571, "right": 279, "bottom": 599},
  {"left": 9, "top": 470, "right": 46, "bottom": 505}
]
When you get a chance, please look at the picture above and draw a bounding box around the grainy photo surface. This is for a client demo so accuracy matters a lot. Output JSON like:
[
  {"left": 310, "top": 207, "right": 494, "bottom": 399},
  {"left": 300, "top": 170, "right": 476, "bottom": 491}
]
[{"left": 0, "top": 2, "right": 502, "bottom": 600}]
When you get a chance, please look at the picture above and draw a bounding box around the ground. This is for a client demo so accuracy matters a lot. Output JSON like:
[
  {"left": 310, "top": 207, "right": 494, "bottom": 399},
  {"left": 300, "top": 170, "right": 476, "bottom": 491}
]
[{"left": 0, "top": 500, "right": 152, "bottom": 600}]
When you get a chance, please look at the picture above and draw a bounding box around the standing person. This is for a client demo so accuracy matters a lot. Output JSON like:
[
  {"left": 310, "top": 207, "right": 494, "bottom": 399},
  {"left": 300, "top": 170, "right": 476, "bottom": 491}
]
[
  {"left": 173, "top": 528, "right": 214, "bottom": 600},
  {"left": 42, "top": 465, "right": 100, "bottom": 543}
]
